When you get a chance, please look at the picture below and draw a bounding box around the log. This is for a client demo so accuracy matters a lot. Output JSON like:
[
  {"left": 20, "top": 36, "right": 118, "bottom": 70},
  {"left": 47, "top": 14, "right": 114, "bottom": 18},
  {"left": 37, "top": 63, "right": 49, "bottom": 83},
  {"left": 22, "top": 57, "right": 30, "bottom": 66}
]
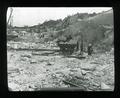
[{"left": 62, "top": 80, "right": 86, "bottom": 90}]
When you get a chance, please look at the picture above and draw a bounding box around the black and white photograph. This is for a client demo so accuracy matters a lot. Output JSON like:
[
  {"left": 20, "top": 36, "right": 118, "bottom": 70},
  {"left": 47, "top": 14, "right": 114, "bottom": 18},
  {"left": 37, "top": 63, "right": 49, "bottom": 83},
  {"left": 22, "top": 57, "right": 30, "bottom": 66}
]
[{"left": 7, "top": 7, "right": 114, "bottom": 91}]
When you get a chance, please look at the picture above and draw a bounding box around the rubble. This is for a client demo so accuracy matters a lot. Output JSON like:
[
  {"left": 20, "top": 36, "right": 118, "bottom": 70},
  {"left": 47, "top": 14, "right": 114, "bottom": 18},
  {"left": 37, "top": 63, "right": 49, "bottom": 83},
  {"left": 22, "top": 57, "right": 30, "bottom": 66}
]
[{"left": 7, "top": 41, "right": 114, "bottom": 91}]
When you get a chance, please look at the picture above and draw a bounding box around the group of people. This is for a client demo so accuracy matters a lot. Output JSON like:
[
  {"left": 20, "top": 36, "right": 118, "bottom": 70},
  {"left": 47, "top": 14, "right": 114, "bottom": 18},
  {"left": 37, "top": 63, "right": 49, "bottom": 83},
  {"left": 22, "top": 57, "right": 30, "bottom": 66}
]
[
  {"left": 76, "top": 41, "right": 93, "bottom": 56},
  {"left": 76, "top": 35, "right": 93, "bottom": 56},
  {"left": 57, "top": 34, "right": 93, "bottom": 56}
]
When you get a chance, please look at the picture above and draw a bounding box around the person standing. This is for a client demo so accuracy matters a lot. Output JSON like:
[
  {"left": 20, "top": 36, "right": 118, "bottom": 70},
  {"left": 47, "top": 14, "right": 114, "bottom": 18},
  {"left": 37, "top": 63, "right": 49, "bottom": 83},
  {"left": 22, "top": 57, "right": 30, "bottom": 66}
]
[
  {"left": 80, "top": 38, "right": 83, "bottom": 55},
  {"left": 76, "top": 34, "right": 84, "bottom": 56},
  {"left": 88, "top": 43, "right": 93, "bottom": 55}
]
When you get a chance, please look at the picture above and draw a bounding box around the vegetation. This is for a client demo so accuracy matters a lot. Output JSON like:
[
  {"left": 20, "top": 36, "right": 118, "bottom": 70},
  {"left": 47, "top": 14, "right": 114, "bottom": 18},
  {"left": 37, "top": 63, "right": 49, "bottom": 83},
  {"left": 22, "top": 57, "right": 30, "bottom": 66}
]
[{"left": 8, "top": 9, "right": 113, "bottom": 52}]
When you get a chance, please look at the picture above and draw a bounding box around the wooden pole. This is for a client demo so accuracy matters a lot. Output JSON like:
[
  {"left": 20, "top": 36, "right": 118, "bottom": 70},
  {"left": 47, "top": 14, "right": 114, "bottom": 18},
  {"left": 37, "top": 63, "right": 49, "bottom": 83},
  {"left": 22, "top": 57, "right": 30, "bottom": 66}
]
[{"left": 7, "top": 7, "right": 13, "bottom": 26}]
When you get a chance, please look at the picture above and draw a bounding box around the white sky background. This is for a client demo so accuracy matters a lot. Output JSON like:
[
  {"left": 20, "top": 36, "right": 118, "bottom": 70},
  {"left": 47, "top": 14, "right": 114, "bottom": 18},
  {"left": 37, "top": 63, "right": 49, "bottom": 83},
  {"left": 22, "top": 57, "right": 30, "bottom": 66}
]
[{"left": 7, "top": 7, "right": 112, "bottom": 27}]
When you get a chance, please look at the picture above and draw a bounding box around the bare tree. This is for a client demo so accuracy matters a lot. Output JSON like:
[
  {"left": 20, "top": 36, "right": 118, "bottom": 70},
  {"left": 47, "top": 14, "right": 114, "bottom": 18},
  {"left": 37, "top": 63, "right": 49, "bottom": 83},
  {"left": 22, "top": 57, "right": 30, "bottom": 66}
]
[{"left": 7, "top": 7, "right": 13, "bottom": 26}]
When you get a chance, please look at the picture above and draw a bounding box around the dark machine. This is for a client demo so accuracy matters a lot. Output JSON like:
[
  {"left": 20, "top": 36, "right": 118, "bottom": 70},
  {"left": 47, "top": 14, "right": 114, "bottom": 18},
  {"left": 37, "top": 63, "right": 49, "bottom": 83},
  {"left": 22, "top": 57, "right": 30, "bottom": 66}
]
[{"left": 57, "top": 35, "right": 78, "bottom": 55}]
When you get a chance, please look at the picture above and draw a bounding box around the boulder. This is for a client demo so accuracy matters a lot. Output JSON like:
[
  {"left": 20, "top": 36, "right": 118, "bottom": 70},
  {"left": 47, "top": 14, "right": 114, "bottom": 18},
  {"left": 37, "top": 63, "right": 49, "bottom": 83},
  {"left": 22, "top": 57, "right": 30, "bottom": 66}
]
[
  {"left": 8, "top": 83, "right": 20, "bottom": 91},
  {"left": 46, "top": 61, "right": 54, "bottom": 66},
  {"left": 100, "top": 82, "right": 112, "bottom": 90},
  {"left": 30, "top": 59, "right": 37, "bottom": 64},
  {"left": 72, "top": 68, "right": 83, "bottom": 79},
  {"left": 110, "top": 48, "right": 114, "bottom": 55},
  {"left": 80, "top": 63, "right": 96, "bottom": 71},
  {"left": 81, "top": 70, "right": 87, "bottom": 75},
  {"left": 21, "top": 54, "right": 32, "bottom": 58}
]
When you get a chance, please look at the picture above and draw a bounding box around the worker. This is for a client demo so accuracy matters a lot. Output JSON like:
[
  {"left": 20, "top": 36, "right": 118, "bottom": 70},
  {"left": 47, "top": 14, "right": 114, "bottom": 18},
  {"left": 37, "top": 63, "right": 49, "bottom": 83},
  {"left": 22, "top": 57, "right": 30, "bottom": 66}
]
[
  {"left": 76, "top": 34, "right": 84, "bottom": 56},
  {"left": 80, "top": 39, "right": 83, "bottom": 55},
  {"left": 88, "top": 43, "right": 93, "bottom": 55},
  {"left": 76, "top": 41, "right": 79, "bottom": 51}
]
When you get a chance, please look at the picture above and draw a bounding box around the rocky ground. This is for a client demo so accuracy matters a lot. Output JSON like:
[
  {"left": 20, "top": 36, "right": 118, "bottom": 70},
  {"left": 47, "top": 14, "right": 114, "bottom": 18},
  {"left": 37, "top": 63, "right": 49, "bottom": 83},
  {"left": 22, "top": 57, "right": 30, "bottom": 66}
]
[{"left": 7, "top": 41, "right": 114, "bottom": 91}]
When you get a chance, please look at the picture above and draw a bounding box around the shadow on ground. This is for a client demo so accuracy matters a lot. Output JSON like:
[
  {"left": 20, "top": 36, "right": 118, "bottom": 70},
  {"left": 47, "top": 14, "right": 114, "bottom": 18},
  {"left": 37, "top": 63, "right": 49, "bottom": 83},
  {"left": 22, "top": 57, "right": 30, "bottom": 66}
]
[
  {"left": 9, "top": 48, "right": 86, "bottom": 60},
  {"left": 64, "top": 55, "right": 86, "bottom": 60}
]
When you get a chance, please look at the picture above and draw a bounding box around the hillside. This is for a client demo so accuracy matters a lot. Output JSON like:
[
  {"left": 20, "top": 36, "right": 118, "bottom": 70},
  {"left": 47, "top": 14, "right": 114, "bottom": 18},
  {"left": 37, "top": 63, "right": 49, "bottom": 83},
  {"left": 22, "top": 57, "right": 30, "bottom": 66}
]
[
  {"left": 87, "top": 9, "right": 113, "bottom": 25},
  {"left": 8, "top": 9, "right": 114, "bottom": 52}
]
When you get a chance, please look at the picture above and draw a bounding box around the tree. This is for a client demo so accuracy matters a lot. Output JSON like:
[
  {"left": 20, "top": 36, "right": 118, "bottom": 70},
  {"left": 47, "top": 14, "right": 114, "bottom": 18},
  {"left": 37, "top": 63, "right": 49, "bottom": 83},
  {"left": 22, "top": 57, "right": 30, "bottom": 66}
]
[{"left": 7, "top": 7, "right": 13, "bottom": 26}]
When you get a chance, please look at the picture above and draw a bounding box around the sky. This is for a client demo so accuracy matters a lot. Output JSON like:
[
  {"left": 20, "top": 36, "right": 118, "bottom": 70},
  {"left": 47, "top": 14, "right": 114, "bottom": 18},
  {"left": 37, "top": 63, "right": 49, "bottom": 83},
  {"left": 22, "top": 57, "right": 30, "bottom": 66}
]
[{"left": 7, "top": 7, "right": 112, "bottom": 27}]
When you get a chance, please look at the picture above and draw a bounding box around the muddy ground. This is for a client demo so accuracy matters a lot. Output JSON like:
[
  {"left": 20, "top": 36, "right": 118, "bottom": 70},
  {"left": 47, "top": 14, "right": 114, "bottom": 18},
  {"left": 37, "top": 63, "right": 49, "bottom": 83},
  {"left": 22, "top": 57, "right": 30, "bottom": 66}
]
[{"left": 7, "top": 42, "right": 114, "bottom": 91}]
